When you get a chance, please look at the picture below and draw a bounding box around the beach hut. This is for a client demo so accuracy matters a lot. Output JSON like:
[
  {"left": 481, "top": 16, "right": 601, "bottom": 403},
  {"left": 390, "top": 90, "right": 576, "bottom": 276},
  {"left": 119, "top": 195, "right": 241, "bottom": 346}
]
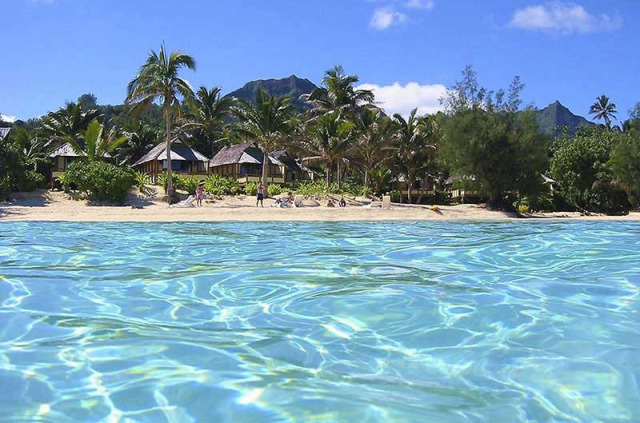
[
  {"left": 209, "top": 142, "right": 310, "bottom": 185},
  {"left": 132, "top": 139, "right": 209, "bottom": 182},
  {"left": 48, "top": 142, "right": 111, "bottom": 181}
]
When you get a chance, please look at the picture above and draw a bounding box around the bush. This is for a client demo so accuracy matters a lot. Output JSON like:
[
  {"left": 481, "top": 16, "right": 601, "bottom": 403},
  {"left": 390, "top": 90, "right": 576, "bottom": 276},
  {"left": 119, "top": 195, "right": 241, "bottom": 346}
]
[
  {"left": 178, "top": 176, "right": 200, "bottom": 195},
  {"left": 245, "top": 181, "right": 258, "bottom": 196},
  {"left": 203, "top": 175, "right": 241, "bottom": 196},
  {"left": 0, "top": 175, "right": 12, "bottom": 201},
  {"left": 267, "top": 184, "right": 284, "bottom": 197},
  {"left": 386, "top": 190, "right": 402, "bottom": 203},
  {"left": 65, "top": 161, "right": 135, "bottom": 203},
  {"left": 133, "top": 171, "right": 153, "bottom": 196},
  {"left": 16, "top": 170, "right": 45, "bottom": 192}
]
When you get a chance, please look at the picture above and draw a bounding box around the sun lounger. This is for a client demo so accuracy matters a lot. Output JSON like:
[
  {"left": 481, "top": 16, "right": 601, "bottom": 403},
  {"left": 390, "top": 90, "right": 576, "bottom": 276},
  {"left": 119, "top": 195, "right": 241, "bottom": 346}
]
[
  {"left": 382, "top": 196, "right": 391, "bottom": 209},
  {"left": 171, "top": 195, "right": 196, "bottom": 208}
]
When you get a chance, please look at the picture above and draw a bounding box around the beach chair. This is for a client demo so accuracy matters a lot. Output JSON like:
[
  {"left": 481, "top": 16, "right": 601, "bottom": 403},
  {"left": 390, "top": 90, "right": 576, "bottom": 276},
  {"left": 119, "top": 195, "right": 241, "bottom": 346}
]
[
  {"left": 293, "top": 195, "right": 303, "bottom": 208},
  {"left": 382, "top": 196, "right": 391, "bottom": 209},
  {"left": 171, "top": 195, "right": 196, "bottom": 208}
]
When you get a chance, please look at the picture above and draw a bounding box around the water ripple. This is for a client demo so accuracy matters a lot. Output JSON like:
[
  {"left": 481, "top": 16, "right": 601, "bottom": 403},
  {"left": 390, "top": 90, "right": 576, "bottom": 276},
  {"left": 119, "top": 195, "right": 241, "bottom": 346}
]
[{"left": 0, "top": 221, "right": 639, "bottom": 422}]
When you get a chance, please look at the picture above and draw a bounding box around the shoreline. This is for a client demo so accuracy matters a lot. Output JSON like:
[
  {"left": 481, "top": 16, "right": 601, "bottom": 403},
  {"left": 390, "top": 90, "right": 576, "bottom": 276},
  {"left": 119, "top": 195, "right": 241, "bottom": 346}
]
[{"left": 2, "top": 191, "right": 639, "bottom": 223}]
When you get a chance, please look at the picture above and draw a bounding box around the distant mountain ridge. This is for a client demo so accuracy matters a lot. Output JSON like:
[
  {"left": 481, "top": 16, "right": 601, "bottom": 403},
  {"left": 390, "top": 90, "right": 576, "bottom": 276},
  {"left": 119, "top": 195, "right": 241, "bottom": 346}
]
[
  {"left": 535, "top": 100, "right": 595, "bottom": 136},
  {"left": 224, "top": 75, "right": 318, "bottom": 111}
]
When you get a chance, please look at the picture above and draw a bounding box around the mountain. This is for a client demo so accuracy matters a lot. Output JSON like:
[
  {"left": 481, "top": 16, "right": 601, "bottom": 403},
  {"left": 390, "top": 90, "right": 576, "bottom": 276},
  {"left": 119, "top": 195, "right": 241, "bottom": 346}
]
[
  {"left": 535, "top": 100, "right": 595, "bottom": 136},
  {"left": 224, "top": 75, "right": 318, "bottom": 111}
]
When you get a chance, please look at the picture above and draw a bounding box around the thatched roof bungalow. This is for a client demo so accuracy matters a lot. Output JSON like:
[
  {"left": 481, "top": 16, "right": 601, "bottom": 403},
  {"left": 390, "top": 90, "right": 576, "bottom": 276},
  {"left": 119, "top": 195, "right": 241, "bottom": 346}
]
[
  {"left": 209, "top": 142, "right": 310, "bottom": 185},
  {"left": 49, "top": 142, "right": 111, "bottom": 180},
  {"left": 132, "top": 139, "right": 209, "bottom": 182}
]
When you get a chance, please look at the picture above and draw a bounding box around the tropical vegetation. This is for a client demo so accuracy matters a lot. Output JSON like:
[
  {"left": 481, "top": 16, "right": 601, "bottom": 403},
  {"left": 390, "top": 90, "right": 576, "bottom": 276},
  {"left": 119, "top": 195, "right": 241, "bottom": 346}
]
[{"left": 2, "top": 47, "right": 640, "bottom": 215}]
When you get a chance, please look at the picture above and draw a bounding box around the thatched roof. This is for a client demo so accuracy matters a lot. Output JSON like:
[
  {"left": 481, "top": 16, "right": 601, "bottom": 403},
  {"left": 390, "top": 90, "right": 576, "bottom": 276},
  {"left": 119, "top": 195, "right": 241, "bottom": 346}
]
[
  {"left": 49, "top": 142, "right": 112, "bottom": 159},
  {"left": 271, "top": 150, "right": 304, "bottom": 172},
  {"left": 0, "top": 127, "right": 10, "bottom": 141},
  {"left": 133, "top": 139, "right": 209, "bottom": 167},
  {"left": 209, "top": 142, "right": 283, "bottom": 167}
]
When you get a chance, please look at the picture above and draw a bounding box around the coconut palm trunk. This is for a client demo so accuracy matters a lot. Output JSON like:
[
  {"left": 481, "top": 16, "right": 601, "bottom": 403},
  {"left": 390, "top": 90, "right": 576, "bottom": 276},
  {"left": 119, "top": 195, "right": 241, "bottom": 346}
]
[
  {"left": 261, "top": 146, "right": 269, "bottom": 194},
  {"left": 164, "top": 104, "right": 174, "bottom": 198}
]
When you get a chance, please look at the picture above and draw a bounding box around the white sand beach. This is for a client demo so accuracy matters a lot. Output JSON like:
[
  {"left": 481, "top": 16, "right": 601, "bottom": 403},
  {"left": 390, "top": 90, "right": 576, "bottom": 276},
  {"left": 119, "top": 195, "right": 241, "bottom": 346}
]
[{"left": 2, "top": 190, "right": 639, "bottom": 222}]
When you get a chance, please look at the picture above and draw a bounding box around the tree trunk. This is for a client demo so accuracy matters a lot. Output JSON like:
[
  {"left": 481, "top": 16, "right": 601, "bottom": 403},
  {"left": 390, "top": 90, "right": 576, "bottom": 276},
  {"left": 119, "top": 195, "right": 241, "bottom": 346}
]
[
  {"left": 337, "top": 160, "right": 341, "bottom": 190},
  {"left": 407, "top": 173, "right": 414, "bottom": 204},
  {"left": 364, "top": 166, "right": 369, "bottom": 189},
  {"left": 261, "top": 146, "right": 269, "bottom": 193},
  {"left": 165, "top": 106, "right": 174, "bottom": 202}
]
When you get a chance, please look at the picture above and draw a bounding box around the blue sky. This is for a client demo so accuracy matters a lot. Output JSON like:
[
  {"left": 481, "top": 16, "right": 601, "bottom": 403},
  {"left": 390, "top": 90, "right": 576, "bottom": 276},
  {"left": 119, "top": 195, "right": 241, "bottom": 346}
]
[{"left": 1, "top": 0, "right": 638, "bottom": 122}]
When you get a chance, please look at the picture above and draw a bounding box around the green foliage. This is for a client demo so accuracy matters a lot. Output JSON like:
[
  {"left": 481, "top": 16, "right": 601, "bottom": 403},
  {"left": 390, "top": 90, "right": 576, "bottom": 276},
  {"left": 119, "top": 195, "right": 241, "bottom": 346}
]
[
  {"left": 386, "top": 190, "right": 402, "bottom": 202},
  {"left": 65, "top": 161, "right": 135, "bottom": 203},
  {"left": 178, "top": 176, "right": 200, "bottom": 195},
  {"left": 203, "top": 175, "right": 241, "bottom": 196},
  {"left": 267, "top": 184, "right": 284, "bottom": 197},
  {"left": 245, "top": 181, "right": 258, "bottom": 196},
  {"left": 550, "top": 127, "right": 629, "bottom": 213},
  {"left": 609, "top": 133, "right": 640, "bottom": 207},
  {"left": 56, "top": 172, "right": 73, "bottom": 192},
  {"left": 0, "top": 132, "right": 46, "bottom": 200},
  {"left": 158, "top": 173, "right": 179, "bottom": 192},
  {"left": 441, "top": 108, "right": 549, "bottom": 205},
  {"left": 133, "top": 171, "right": 152, "bottom": 195},
  {"left": 293, "top": 180, "right": 366, "bottom": 197},
  {"left": 516, "top": 194, "right": 555, "bottom": 213}
]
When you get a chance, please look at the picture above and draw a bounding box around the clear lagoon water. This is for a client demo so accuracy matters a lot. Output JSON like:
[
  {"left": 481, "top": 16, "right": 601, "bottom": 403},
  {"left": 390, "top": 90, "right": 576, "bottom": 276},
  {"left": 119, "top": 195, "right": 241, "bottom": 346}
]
[{"left": 0, "top": 221, "right": 639, "bottom": 423}]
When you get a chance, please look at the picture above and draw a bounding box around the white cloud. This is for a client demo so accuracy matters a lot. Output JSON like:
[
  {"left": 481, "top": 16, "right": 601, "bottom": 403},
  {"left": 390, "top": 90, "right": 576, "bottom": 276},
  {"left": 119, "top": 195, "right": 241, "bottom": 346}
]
[
  {"left": 358, "top": 82, "right": 447, "bottom": 117},
  {"left": 371, "top": 8, "right": 407, "bottom": 30},
  {"left": 510, "top": 3, "right": 622, "bottom": 34},
  {"left": 368, "top": 0, "right": 434, "bottom": 30},
  {"left": 405, "top": 0, "right": 435, "bottom": 10},
  {"left": 0, "top": 114, "right": 17, "bottom": 123}
]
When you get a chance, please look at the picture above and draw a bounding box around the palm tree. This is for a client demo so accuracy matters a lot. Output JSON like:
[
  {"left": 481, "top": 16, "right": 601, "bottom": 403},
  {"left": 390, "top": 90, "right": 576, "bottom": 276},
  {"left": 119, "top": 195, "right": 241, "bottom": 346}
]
[
  {"left": 589, "top": 95, "right": 617, "bottom": 129},
  {"left": 13, "top": 128, "right": 52, "bottom": 172},
  {"left": 302, "top": 65, "right": 374, "bottom": 115},
  {"left": 43, "top": 102, "right": 100, "bottom": 144},
  {"left": 68, "top": 119, "right": 127, "bottom": 161},
  {"left": 182, "top": 86, "right": 235, "bottom": 157},
  {"left": 126, "top": 43, "right": 196, "bottom": 198},
  {"left": 391, "top": 109, "right": 436, "bottom": 204},
  {"left": 118, "top": 122, "right": 158, "bottom": 165},
  {"left": 233, "top": 89, "right": 296, "bottom": 188},
  {"left": 302, "top": 111, "right": 355, "bottom": 187},
  {"left": 353, "top": 107, "right": 392, "bottom": 189}
]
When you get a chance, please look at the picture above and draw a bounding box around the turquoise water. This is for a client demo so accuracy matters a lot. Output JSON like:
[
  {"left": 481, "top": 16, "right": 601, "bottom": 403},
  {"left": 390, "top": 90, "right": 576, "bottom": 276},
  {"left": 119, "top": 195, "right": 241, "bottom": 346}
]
[{"left": 0, "top": 221, "right": 639, "bottom": 423}]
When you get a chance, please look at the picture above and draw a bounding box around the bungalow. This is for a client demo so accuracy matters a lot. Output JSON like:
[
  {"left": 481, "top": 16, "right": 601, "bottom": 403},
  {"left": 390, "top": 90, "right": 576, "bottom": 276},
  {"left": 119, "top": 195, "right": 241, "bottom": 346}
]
[
  {"left": 391, "top": 175, "right": 435, "bottom": 203},
  {"left": 49, "top": 142, "right": 110, "bottom": 181},
  {"left": 132, "top": 139, "right": 209, "bottom": 182},
  {"left": 209, "top": 142, "right": 309, "bottom": 185}
]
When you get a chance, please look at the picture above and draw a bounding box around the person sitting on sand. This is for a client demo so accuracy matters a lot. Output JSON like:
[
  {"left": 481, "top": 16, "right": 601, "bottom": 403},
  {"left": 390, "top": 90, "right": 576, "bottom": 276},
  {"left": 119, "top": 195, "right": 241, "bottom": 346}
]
[
  {"left": 196, "top": 183, "right": 204, "bottom": 207},
  {"left": 339, "top": 196, "right": 346, "bottom": 208},
  {"left": 257, "top": 183, "right": 265, "bottom": 207},
  {"left": 327, "top": 199, "right": 335, "bottom": 207}
]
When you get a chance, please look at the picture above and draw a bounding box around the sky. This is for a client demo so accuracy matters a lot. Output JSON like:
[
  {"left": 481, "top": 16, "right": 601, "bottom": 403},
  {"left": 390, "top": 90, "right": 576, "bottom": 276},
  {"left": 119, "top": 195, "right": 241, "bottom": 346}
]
[{"left": 1, "top": 0, "right": 638, "bottom": 122}]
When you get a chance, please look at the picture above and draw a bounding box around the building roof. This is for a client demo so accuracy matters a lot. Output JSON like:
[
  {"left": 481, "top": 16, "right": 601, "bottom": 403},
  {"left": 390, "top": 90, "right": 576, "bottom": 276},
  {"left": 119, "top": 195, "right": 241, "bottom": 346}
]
[
  {"left": 0, "top": 127, "right": 10, "bottom": 141},
  {"left": 48, "top": 142, "right": 112, "bottom": 158},
  {"left": 209, "top": 142, "right": 283, "bottom": 167},
  {"left": 49, "top": 142, "right": 85, "bottom": 158},
  {"left": 132, "top": 138, "right": 209, "bottom": 167}
]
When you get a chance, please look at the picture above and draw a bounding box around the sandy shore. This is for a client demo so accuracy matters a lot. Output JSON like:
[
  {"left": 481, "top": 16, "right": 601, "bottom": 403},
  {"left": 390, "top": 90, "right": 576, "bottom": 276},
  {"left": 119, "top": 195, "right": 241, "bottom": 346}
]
[{"left": 2, "top": 190, "right": 639, "bottom": 222}]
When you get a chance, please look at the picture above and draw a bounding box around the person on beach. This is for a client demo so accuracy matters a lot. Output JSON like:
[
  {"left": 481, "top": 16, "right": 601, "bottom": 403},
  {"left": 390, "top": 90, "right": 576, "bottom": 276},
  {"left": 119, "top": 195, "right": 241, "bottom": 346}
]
[
  {"left": 327, "top": 199, "right": 335, "bottom": 207},
  {"left": 257, "top": 183, "right": 265, "bottom": 207},
  {"left": 339, "top": 196, "right": 346, "bottom": 208},
  {"left": 196, "top": 183, "right": 204, "bottom": 207}
]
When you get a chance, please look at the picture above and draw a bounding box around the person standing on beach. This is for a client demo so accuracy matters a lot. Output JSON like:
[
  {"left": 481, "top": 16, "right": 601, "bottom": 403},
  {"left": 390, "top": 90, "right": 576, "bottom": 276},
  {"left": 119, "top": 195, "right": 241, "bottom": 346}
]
[
  {"left": 257, "top": 183, "right": 265, "bottom": 207},
  {"left": 196, "top": 183, "right": 204, "bottom": 207}
]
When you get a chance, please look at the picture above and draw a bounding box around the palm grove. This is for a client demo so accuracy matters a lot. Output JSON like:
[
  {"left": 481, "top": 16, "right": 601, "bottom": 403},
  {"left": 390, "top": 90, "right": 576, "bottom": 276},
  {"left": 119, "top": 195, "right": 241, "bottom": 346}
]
[{"left": 2, "top": 44, "right": 640, "bottom": 214}]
